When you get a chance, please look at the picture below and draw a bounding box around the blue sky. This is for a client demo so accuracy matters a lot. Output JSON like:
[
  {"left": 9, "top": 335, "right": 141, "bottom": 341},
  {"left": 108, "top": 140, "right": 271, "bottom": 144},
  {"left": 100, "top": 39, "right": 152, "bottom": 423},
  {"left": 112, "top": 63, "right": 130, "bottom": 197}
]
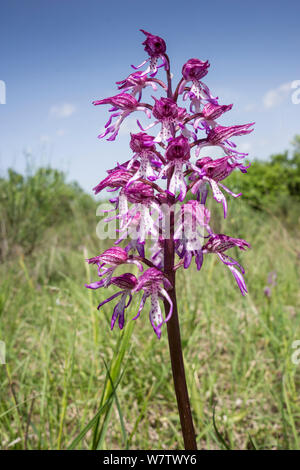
[{"left": 1, "top": 0, "right": 300, "bottom": 193}]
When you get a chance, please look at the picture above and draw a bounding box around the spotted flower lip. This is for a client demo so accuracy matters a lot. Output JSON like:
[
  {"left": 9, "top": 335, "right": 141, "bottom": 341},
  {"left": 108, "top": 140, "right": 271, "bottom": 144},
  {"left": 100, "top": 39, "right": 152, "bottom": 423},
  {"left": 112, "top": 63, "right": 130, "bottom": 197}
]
[
  {"left": 140, "top": 29, "right": 167, "bottom": 57},
  {"left": 159, "top": 136, "right": 201, "bottom": 201},
  {"left": 166, "top": 136, "right": 191, "bottom": 161},
  {"left": 182, "top": 58, "right": 210, "bottom": 81},
  {"left": 132, "top": 267, "right": 173, "bottom": 338},
  {"left": 127, "top": 133, "right": 161, "bottom": 185},
  {"left": 174, "top": 201, "right": 210, "bottom": 270}
]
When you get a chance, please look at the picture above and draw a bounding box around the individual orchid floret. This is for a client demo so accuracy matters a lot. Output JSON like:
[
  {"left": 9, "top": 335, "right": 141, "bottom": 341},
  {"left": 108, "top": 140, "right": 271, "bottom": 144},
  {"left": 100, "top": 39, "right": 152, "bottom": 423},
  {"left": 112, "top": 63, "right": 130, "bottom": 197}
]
[
  {"left": 92, "top": 168, "right": 133, "bottom": 195},
  {"left": 123, "top": 182, "right": 161, "bottom": 242},
  {"left": 195, "top": 123, "right": 254, "bottom": 158},
  {"left": 116, "top": 71, "right": 167, "bottom": 101},
  {"left": 202, "top": 234, "right": 250, "bottom": 295},
  {"left": 193, "top": 102, "right": 233, "bottom": 130},
  {"left": 159, "top": 136, "right": 201, "bottom": 201},
  {"left": 152, "top": 97, "right": 178, "bottom": 141},
  {"left": 107, "top": 181, "right": 161, "bottom": 243},
  {"left": 174, "top": 201, "right": 210, "bottom": 269},
  {"left": 93, "top": 92, "right": 151, "bottom": 141},
  {"left": 115, "top": 213, "right": 146, "bottom": 258},
  {"left": 162, "top": 136, "right": 190, "bottom": 201},
  {"left": 126, "top": 132, "right": 161, "bottom": 184},
  {"left": 132, "top": 268, "right": 173, "bottom": 338},
  {"left": 132, "top": 30, "right": 167, "bottom": 77},
  {"left": 190, "top": 156, "right": 249, "bottom": 217},
  {"left": 182, "top": 58, "right": 210, "bottom": 81},
  {"left": 97, "top": 273, "right": 138, "bottom": 331},
  {"left": 85, "top": 247, "right": 143, "bottom": 288},
  {"left": 138, "top": 97, "right": 178, "bottom": 142},
  {"left": 178, "top": 58, "right": 217, "bottom": 112}
]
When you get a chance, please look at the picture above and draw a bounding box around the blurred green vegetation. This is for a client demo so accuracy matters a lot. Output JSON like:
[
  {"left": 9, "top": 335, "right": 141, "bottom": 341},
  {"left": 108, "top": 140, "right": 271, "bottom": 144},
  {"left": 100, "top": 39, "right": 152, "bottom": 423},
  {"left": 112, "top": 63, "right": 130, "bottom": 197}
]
[
  {"left": 227, "top": 135, "right": 300, "bottom": 226},
  {"left": 0, "top": 167, "right": 94, "bottom": 261}
]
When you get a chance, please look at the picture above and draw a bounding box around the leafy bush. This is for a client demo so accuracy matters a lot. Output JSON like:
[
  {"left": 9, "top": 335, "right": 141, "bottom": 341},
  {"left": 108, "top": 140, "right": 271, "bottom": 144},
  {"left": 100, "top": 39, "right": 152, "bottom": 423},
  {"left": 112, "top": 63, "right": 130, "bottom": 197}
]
[
  {"left": 0, "top": 167, "right": 94, "bottom": 260},
  {"left": 226, "top": 136, "right": 300, "bottom": 220}
]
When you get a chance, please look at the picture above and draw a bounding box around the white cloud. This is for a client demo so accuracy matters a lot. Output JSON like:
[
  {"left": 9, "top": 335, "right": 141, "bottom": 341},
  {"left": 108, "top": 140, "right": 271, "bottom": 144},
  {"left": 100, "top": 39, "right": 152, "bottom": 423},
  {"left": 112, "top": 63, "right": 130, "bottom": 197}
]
[
  {"left": 50, "top": 103, "right": 76, "bottom": 118},
  {"left": 263, "top": 82, "right": 292, "bottom": 109}
]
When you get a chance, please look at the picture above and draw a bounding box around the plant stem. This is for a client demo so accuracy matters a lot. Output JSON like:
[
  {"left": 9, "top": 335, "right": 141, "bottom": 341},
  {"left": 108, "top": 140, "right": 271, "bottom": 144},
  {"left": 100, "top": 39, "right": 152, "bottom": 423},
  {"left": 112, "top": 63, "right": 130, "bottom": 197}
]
[
  {"left": 163, "top": 222, "right": 197, "bottom": 450},
  {"left": 162, "top": 53, "right": 197, "bottom": 450}
]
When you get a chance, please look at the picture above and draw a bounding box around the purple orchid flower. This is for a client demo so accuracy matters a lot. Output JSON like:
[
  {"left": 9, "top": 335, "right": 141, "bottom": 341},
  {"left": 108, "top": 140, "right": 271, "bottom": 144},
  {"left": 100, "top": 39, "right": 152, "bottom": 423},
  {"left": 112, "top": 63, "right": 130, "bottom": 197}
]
[
  {"left": 92, "top": 92, "right": 151, "bottom": 141},
  {"left": 193, "top": 102, "right": 233, "bottom": 130},
  {"left": 116, "top": 71, "right": 167, "bottom": 102},
  {"left": 132, "top": 30, "right": 168, "bottom": 77},
  {"left": 190, "top": 156, "right": 249, "bottom": 217},
  {"left": 92, "top": 168, "right": 133, "bottom": 195},
  {"left": 202, "top": 234, "right": 251, "bottom": 295},
  {"left": 178, "top": 58, "right": 218, "bottom": 113},
  {"left": 97, "top": 273, "right": 138, "bottom": 331},
  {"left": 88, "top": 30, "right": 253, "bottom": 342},
  {"left": 195, "top": 123, "right": 254, "bottom": 158},
  {"left": 87, "top": 30, "right": 254, "bottom": 450},
  {"left": 174, "top": 200, "right": 211, "bottom": 269},
  {"left": 159, "top": 136, "right": 202, "bottom": 201},
  {"left": 132, "top": 268, "right": 173, "bottom": 338},
  {"left": 150, "top": 97, "right": 179, "bottom": 142},
  {"left": 85, "top": 247, "right": 143, "bottom": 288},
  {"left": 126, "top": 132, "right": 161, "bottom": 184},
  {"left": 160, "top": 135, "right": 190, "bottom": 201}
]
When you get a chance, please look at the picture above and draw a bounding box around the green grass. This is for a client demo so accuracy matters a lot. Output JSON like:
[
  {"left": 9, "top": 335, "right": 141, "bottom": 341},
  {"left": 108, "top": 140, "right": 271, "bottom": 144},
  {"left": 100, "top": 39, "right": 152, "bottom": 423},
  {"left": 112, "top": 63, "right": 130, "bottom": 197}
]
[{"left": 0, "top": 196, "right": 300, "bottom": 450}]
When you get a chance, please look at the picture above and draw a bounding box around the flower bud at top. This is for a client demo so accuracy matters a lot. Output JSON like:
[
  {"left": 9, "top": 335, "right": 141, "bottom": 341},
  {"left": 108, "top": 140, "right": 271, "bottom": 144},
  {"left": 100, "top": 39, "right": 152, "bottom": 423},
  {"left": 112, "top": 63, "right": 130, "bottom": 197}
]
[
  {"left": 152, "top": 97, "right": 179, "bottom": 121},
  {"left": 166, "top": 136, "right": 190, "bottom": 161},
  {"left": 140, "top": 29, "right": 166, "bottom": 57},
  {"left": 182, "top": 58, "right": 210, "bottom": 81}
]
